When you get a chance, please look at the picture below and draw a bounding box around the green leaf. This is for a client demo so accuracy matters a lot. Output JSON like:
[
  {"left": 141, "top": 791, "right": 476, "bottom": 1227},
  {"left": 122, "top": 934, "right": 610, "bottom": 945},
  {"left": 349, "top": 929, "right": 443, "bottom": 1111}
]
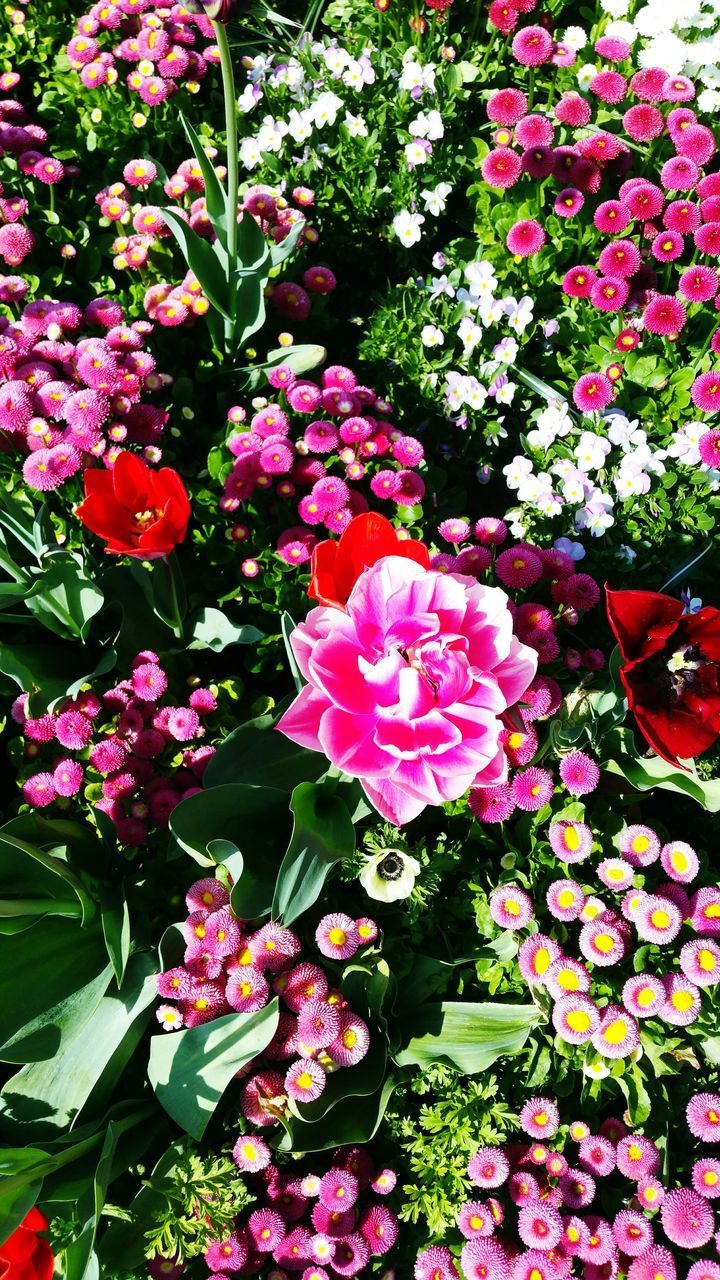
[
  {"left": 160, "top": 207, "right": 232, "bottom": 319},
  {"left": 393, "top": 1001, "right": 540, "bottom": 1074},
  {"left": 188, "top": 607, "right": 263, "bottom": 652},
  {"left": 0, "top": 1148, "right": 49, "bottom": 1242},
  {"left": 274, "top": 1069, "right": 396, "bottom": 1154},
  {"left": 268, "top": 217, "right": 305, "bottom": 268},
  {"left": 272, "top": 782, "right": 354, "bottom": 926},
  {"left": 0, "top": 490, "right": 38, "bottom": 557},
  {"left": 204, "top": 706, "right": 327, "bottom": 791},
  {"left": 281, "top": 611, "right": 303, "bottom": 694},
  {"left": 180, "top": 113, "right": 228, "bottom": 249},
  {"left": 63, "top": 1121, "right": 121, "bottom": 1280},
  {"left": 169, "top": 783, "right": 290, "bottom": 898},
  {"left": 148, "top": 1000, "right": 280, "bottom": 1139},
  {"left": 235, "top": 211, "right": 270, "bottom": 272},
  {"left": 25, "top": 554, "right": 104, "bottom": 641},
  {"left": 99, "top": 888, "right": 131, "bottom": 987},
  {"left": 0, "top": 641, "right": 116, "bottom": 715},
  {"left": 601, "top": 728, "right": 720, "bottom": 811}
]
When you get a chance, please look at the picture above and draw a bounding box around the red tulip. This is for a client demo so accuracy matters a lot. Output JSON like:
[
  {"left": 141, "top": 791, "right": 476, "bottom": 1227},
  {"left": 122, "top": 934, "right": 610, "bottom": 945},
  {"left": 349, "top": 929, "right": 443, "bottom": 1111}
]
[
  {"left": 606, "top": 586, "right": 720, "bottom": 765},
  {"left": 75, "top": 453, "right": 190, "bottom": 559},
  {"left": 308, "top": 512, "right": 430, "bottom": 609},
  {"left": 0, "top": 1208, "right": 54, "bottom": 1280},
  {"left": 187, "top": 0, "right": 237, "bottom": 19}
]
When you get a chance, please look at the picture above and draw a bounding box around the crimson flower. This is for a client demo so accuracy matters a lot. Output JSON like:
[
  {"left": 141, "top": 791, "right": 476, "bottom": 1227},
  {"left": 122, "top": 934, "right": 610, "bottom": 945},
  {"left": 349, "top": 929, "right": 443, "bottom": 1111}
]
[
  {"left": 308, "top": 512, "right": 430, "bottom": 609},
  {"left": 0, "top": 1209, "right": 54, "bottom": 1280},
  {"left": 606, "top": 586, "right": 720, "bottom": 764},
  {"left": 186, "top": 0, "right": 237, "bottom": 19},
  {"left": 75, "top": 452, "right": 190, "bottom": 558}
]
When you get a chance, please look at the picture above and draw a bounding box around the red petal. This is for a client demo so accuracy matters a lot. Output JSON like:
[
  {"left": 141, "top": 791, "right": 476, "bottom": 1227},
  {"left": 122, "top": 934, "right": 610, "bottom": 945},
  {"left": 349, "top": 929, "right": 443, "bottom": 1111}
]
[
  {"left": 683, "top": 606, "right": 720, "bottom": 660},
  {"left": 334, "top": 512, "right": 401, "bottom": 602},
  {"left": 633, "top": 701, "right": 719, "bottom": 767},
  {"left": 605, "top": 586, "right": 683, "bottom": 661},
  {"left": 111, "top": 451, "right": 153, "bottom": 511},
  {"left": 308, "top": 540, "right": 341, "bottom": 607}
]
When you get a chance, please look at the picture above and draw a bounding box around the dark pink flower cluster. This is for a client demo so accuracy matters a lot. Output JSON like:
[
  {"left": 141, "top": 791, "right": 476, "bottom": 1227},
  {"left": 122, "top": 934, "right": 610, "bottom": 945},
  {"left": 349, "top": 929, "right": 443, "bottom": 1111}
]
[
  {"left": 66, "top": 1, "right": 217, "bottom": 106},
  {"left": 0, "top": 70, "right": 72, "bottom": 268},
  {"left": 490, "top": 821, "right": 720, "bottom": 1056},
  {"left": 157, "top": 885, "right": 376, "bottom": 1102},
  {"left": 220, "top": 364, "right": 426, "bottom": 568},
  {"left": 445, "top": 518, "right": 603, "bottom": 823},
  {"left": 415, "top": 1096, "right": 720, "bottom": 1280},
  {"left": 14, "top": 652, "right": 216, "bottom": 846},
  {"left": 0, "top": 294, "right": 170, "bottom": 492},
  {"left": 204, "top": 1145, "right": 398, "bottom": 1279},
  {"left": 482, "top": 47, "right": 720, "bottom": 414}
]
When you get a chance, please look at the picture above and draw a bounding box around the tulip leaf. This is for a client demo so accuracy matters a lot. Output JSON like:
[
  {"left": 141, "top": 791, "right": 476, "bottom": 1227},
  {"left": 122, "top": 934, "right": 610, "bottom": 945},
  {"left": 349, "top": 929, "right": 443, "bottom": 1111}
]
[
  {"left": 600, "top": 728, "right": 720, "bottom": 811},
  {"left": 25, "top": 553, "right": 104, "bottom": 642},
  {"left": 272, "top": 782, "right": 355, "bottom": 926},
  {"left": 148, "top": 1000, "right": 280, "bottom": 1139},
  {"left": 393, "top": 1001, "right": 540, "bottom": 1074},
  {"left": 268, "top": 217, "right": 305, "bottom": 268},
  {"left": 160, "top": 207, "right": 232, "bottom": 319},
  {"left": 188, "top": 607, "right": 263, "bottom": 652},
  {"left": 204, "top": 707, "right": 328, "bottom": 792},
  {"left": 179, "top": 113, "right": 229, "bottom": 250}
]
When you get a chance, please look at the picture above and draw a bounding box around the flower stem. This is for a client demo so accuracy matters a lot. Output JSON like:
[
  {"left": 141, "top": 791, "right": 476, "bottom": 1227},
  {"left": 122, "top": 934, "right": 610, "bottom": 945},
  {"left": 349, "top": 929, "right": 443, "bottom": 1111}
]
[{"left": 212, "top": 20, "right": 239, "bottom": 342}]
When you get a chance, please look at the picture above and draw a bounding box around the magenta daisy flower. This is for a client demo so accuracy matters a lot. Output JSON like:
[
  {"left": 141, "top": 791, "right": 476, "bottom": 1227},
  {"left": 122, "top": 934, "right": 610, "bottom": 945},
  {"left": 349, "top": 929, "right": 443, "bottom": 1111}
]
[
  {"left": 592, "top": 1005, "right": 640, "bottom": 1058},
  {"left": 246, "top": 1209, "right": 286, "bottom": 1253},
  {"left": 559, "top": 1169, "right": 596, "bottom": 1209},
  {"left": 360, "top": 1204, "right": 398, "bottom": 1255},
  {"left": 457, "top": 1200, "right": 494, "bottom": 1239},
  {"left": 517, "top": 1204, "right": 562, "bottom": 1250},
  {"left": 597, "top": 858, "right": 634, "bottom": 891},
  {"left": 226, "top": 966, "right": 270, "bottom": 1014},
  {"left": 469, "top": 785, "right": 516, "bottom": 824},
  {"left": 232, "top": 1134, "right": 271, "bottom": 1173},
  {"left": 693, "top": 1157, "right": 720, "bottom": 1198},
  {"left": 185, "top": 878, "right": 230, "bottom": 913},
  {"left": 296, "top": 1000, "right": 342, "bottom": 1052},
  {"left": 622, "top": 974, "right": 665, "bottom": 1018},
  {"left": 285, "top": 1058, "right": 326, "bottom": 1103},
  {"left": 558, "top": 752, "right": 600, "bottom": 796},
  {"left": 692, "top": 371, "right": 720, "bottom": 413},
  {"left": 511, "top": 767, "right": 554, "bottom": 812},
  {"left": 204, "top": 1234, "right": 248, "bottom": 1273},
  {"left": 613, "top": 1209, "right": 653, "bottom": 1256},
  {"left": 467, "top": 1148, "right": 510, "bottom": 1189},
  {"left": 315, "top": 913, "right": 359, "bottom": 961},
  {"left": 327, "top": 1011, "right": 370, "bottom": 1067},
  {"left": 639, "top": 890, "right": 685, "bottom": 942},
  {"left": 546, "top": 880, "right": 584, "bottom": 922},
  {"left": 681, "top": 938, "right": 720, "bottom": 986},
  {"left": 688, "top": 1093, "right": 720, "bottom": 1142},
  {"left": 661, "top": 974, "right": 701, "bottom": 1026},
  {"left": 319, "top": 1169, "right": 359, "bottom": 1212},
  {"left": 330, "top": 1233, "right": 369, "bottom": 1277},
  {"left": 372, "top": 1169, "right": 397, "bottom": 1195},
  {"left": 687, "top": 1264, "right": 720, "bottom": 1280},
  {"left": 518, "top": 934, "right": 561, "bottom": 984},
  {"left": 489, "top": 884, "right": 534, "bottom": 930},
  {"left": 508, "top": 1171, "right": 540, "bottom": 1206},
  {"left": 519, "top": 1097, "right": 559, "bottom": 1139},
  {"left": 414, "top": 1246, "right": 459, "bottom": 1280},
  {"left": 250, "top": 922, "right": 301, "bottom": 972},
  {"left": 546, "top": 957, "right": 591, "bottom": 999},
  {"left": 637, "top": 1177, "right": 665, "bottom": 1211},
  {"left": 579, "top": 919, "right": 627, "bottom": 967},
  {"left": 616, "top": 1135, "right": 660, "bottom": 1180},
  {"left": 460, "top": 1238, "right": 512, "bottom": 1280},
  {"left": 661, "top": 1187, "right": 714, "bottom": 1248},
  {"left": 578, "top": 1136, "right": 616, "bottom": 1177},
  {"left": 283, "top": 963, "right": 329, "bottom": 1013},
  {"left": 549, "top": 820, "right": 593, "bottom": 864},
  {"left": 626, "top": 1246, "right": 676, "bottom": 1280},
  {"left": 203, "top": 909, "right": 241, "bottom": 960}
]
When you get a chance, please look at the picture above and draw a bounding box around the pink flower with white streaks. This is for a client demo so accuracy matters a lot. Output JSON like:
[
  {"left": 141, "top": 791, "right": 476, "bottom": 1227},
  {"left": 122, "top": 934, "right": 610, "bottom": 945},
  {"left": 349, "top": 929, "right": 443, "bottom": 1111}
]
[{"left": 278, "top": 557, "right": 537, "bottom": 825}]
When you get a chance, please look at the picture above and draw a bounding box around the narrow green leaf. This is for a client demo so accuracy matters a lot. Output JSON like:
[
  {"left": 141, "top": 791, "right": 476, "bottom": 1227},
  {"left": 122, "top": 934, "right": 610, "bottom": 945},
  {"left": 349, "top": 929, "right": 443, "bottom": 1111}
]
[
  {"left": 160, "top": 207, "right": 232, "bottom": 319},
  {"left": 268, "top": 217, "right": 305, "bottom": 268},
  {"left": 180, "top": 114, "right": 229, "bottom": 249},
  {"left": 99, "top": 888, "right": 131, "bottom": 987}
]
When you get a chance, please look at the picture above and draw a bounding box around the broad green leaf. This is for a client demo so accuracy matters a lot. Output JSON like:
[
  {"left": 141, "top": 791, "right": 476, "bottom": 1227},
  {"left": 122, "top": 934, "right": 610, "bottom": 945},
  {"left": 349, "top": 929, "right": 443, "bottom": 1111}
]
[
  {"left": 259, "top": 344, "right": 326, "bottom": 376},
  {"left": 169, "top": 783, "right": 289, "bottom": 892},
  {"left": 0, "top": 954, "right": 156, "bottom": 1136},
  {"left": 0, "top": 490, "right": 38, "bottom": 556},
  {"left": 188, "top": 607, "right": 263, "bottom": 652},
  {"left": 25, "top": 554, "right": 104, "bottom": 641},
  {"left": 235, "top": 273, "right": 266, "bottom": 348},
  {"left": 148, "top": 1000, "right": 279, "bottom": 1139},
  {"left": 601, "top": 728, "right": 720, "bottom": 810},
  {"left": 63, "top": 1121, "right": 120, "bottom": 1280},
  {"left": 281, "top": 611, "right": 303, "bottom": 694},
  {"left": 272, "top": 782, "right": 354, "bottom": 926},
  {"left": 393, "top": 1001, "right": 540, "bottom": 1074},
  {"left": 160, "top": 207, "right": 232, "bottom": 319},
  {"left": 0, "top": 641, "right": 116, "bottom": 715},
  {"left": 235, "top": 210, "right": 270, "bottom": 272},
  {"left": 205, "top": 706, "right": 327, "bottom": 791},
  {"left": 98, "top": 1142, "right": 183, "bottom": 1271},
  {"left": 99, "top": 888, "right": 131, "bottom": 987},
  {"left": 274, "top": 1068, "right": 395, "bottom": 1154}
]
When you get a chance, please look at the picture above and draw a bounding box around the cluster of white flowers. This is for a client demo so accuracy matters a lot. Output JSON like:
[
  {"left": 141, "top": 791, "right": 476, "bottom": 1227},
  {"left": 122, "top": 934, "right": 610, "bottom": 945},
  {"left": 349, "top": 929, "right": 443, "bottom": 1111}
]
[
  {"left": 234, "top": 40, "right": 453, "bottom": 236},
  {"left": 502, "top": 402, "right": 720, "bottom": 539},
  {"left": 596, "top": 0, "right": 720, "bottom": 107}
]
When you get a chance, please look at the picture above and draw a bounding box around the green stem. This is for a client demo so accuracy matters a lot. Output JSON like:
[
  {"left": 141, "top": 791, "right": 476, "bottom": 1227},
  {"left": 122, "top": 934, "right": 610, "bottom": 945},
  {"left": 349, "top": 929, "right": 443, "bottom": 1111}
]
[
  {"left": 0, "top": 898, "right": 81, "bottom": 917},
  {"left": 212, "top": 20, "right": 239, "bottom": 342},
  {"left": 158, "top": 553, "right": 185, "bottom": 641}
]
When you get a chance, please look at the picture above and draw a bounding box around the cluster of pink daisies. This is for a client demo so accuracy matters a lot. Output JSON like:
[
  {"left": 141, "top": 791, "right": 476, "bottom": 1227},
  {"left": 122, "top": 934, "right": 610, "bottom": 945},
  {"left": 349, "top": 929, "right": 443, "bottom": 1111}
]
[
  {"left": 220, "top": 364, "right": 426, "bottom": 573},
  {"left": 201, "top": 1145, "right": 398, "bottom": 1279},
  {"left": 0, "top": 69, "right": 73, "bottom": 268},
  {"left": 491, "top": 822, "right": 720, "bottom": 1056},
  {"left": 95, "top": 162, "right": 332, "bottom": 329},
  {"left": 0, "top": 294, "right": 169, "bottom": 492},
  {"left": 415, "top": 1092, "right": 720, "bottom": 1280},
  {"left": 66, "top": 0, "right": 217, "bottom": 107},
  {"left": 157, "top": 881, "right": 376, "bottom": 1109},
  {"left": 15, "top": 652, "right": 216, "bottom": 847},
  {"left": 481, "top": 30, "right": 720, "bottom": 419}
]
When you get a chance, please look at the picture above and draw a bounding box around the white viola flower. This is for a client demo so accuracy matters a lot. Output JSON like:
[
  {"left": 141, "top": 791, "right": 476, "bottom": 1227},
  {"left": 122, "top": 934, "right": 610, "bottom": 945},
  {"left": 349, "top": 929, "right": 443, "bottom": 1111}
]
[
  {"left": 576, "top": 62, "right": 598, "bottom": 90},
  {"left": 343, "top": 111, "right": 368, "bottom": 137},
  {"left": 492, "top": 336, "right": 519, "bottom": 363},
  {"left": 237, "top": 83, "right": 262, "bottom": 113},
  {"left": 552, "top": 458, "right": 579, "bottom": 481},
  {"left": 464, "top": 377, "right": 488, "bottom": 410},
  {"left": 606, "top": 412, "right": 643, "bottom": 448},
  {"left": 614, "top": 467, "right": 651, "bottom": 498},
  {"left": 405, "top": 139, "right": 432, "bottom": 168},
  {"left": 503, "top": 455, "right": 535, "bottom": 489},
  {"left": 517, "top": 472, "right": 545, "bottom": 502},
  {"left": 575, "top": 490, "right": 615, "bottom": 535},
  {"left": 392, "top": 209, "right": 425, "bottom": 246},
  {"left": 536, "top": 489, "right": 564, "bottom": 516},
  {"left": 599, "top": 0, "right": 631, "bottom": 15},
  {"left": 342, "top": 60, "right": 367, "bottom": 90},
  {"left": 465, "top": 259, "right": 496, "bottom": 287},
  {"left": 698, "top": 87, "right": 720, "bottom": 112},
  {"left": 526, "top": 423, "right": 557, "bottom": 449},
  {"left": 421, "top": 182, "right": 452, "bottom": 215},
  {"left": 287, "top": 107, "right": 314, "bottom": 143},
  {"left": 563, "top": 25, "right": 588, "bottom": 50},
  {"left": 245, "top": 54, "right": 272, "bottom": 83},
  {"left": 399, "top": 57, "right": 436, "bottom": 95},
  {"left": 575, "top": 431, "right": 611, "bottom": 472},
  {"left": 583, "top": 1058, "right": 611, "bottom": 1080},
  {"left": 504, "top": 296, "right": 534, "bottom": 333},
  {"left": 239, "top": 136, "right": 263, "bottom": 169},
  {"left": 561, "top": 473, "right": 588, "bottom": 504},
  {"left": 256, "top": 116, "right": 288, "bottom": 153},
  {"left": 311, "top": 91, "right": 344, "bottom": 127},
  {"left": 359, "top": 849, "right": 421, "bottom": 903},
  {"left": 478, "top": 298, "right": 504, "bottom": 325},
  {"left": 357, "top": 54, "right": 376, "bottom": 86},
  {"left": 413, "top": 108, "right": 444, "bottom": 140},
  {"left": 486, "top": 419, "right": 508, "bottom": 444},
  {"left": 421, "top": 324, "right": 445, "bottom": 347},
  {"left": 273, "top": 59, "right": 304, "bottom": 89},
  {"left": 507, "top": 511, "right": 528, "bottom": 539},
  {"left": 457, "top": 316, "right": 483, "bottom": 350},
  {"left": 427, "top": 274, "right": 455, "bottom": 300},
  {"left": 322, "top": 44, "right": 352, "bottom": 75},
  {"left": 443, "top": 371, "right": 467, "bottom": 411},
  {"left": 538, "top": 401, "right": 573, "bottom": 437}
]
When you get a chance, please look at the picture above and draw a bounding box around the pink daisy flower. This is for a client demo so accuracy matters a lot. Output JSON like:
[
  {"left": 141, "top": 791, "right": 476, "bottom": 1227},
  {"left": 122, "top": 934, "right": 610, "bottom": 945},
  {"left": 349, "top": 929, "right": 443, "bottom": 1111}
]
[
  {"left": 579, "top": 919, "right": 627, "bottom": 966},
  {"left": 573, "top": 372, "right": 615, "bottom": 412},
  {"left": 518, "top": 1204, "right": 563, "bottom": 1249},
  {"left": 617, "top": 1135, "right": 660, "bottom": 1180},
  {"left": 688, "top": 1092, "right": 720, "bottom": 1141},
  {"left": 660, "top": 840, "right": 699, "bottom": 883},
  {"left": 247, "top": 1209, "right": 286, "bottom": 1252},
  {"left": 558, "top": 752, "right": 600, "bottom": 796},
  {"left": 549, "top": 819, "right": 593, "bottom": 863},
  {"left": 661, "top": 973, "right": 702, "bottom": 1026},
  {"left": 511, "top": 25, "right": 554, "bottom": 66},
  {"left": 681, "top": 938, "right": 720, "bottom": 986},
  {"left": 511, "top": 767, "right": 554, "bottom": 812},
  {"left": 232, "top": 1134, "right": 271, "bottom": 1173},
  {"left": 546, "top": 880, "right": 584, "bottom": 922},
  {"left": 635, "top": 895, "right": 682, "bottom": 943},
  {"left": 457, "top": 1200, "right": 494, "bottom": 1239},
  {"left": 327, "top": 1011, "right": 370, "bottom": 1067},
  {"left": 296, "top": 1000, "right": 342, "bottom": 1052},
  {"left": 519, "top": 1096, "right": 559, "bottom": 1139},
  {"left": 661, "top": 1186, "right": 714, "bottom": 1248},
  {"left": 460, "top": 1238, "right": 512, "bottom": 1280},
  {"left": 506, "top": 219, "right": 546, "bottom": 256},
  {"left": 489, "top": 884, "right": 534, "bottom": 930},
  {"left": 359, "top": 1204, "right": 398, "bottom": 1255},
  {"left": 592, "top": 1005, "right": 640, "bottom": 1058},
  {"left": 622, "top": 974, "right": 665, "bottom": 1018},
  {"left": 692, "top": 371, "right": 720, "bottom": 413},
  {"left": 467, "top": 1148, "right": 510, "bottom": 1189},
  {"left": 619, "top": 824, "right": 660, "bottom": 867},
  {"left": 469, "top": 785, "right": 516, "bottom": 824},
  {"left": 226, "top": 966, "right": 270, "bottom": 1013},
  {"left": 546, "top": 957, "right": 591, "bottom": 999},
  {"left": 552, "top": 994, "right": 600, "bottom": 1044},
  {"left": 637, "top": 1176, "right": 665, "bottom": 1210},
  {"left": 578, "top": 1135, "right": 616, "bottom": 1177},
  {"left": 315, "top": 913, "right": 359, "bottom": 961},
  {"left": 518, "top": 934, "right": 561, "bottom": 984},
  {"left": 285, "top": 1057, "right": 326, "bottom": 1103},
  {"left": 414, "top": 1246, "right": 459, "bottom": 1280},
  {"left": 693, "top": 1157, "right": 720, "bottom": 1199}
]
